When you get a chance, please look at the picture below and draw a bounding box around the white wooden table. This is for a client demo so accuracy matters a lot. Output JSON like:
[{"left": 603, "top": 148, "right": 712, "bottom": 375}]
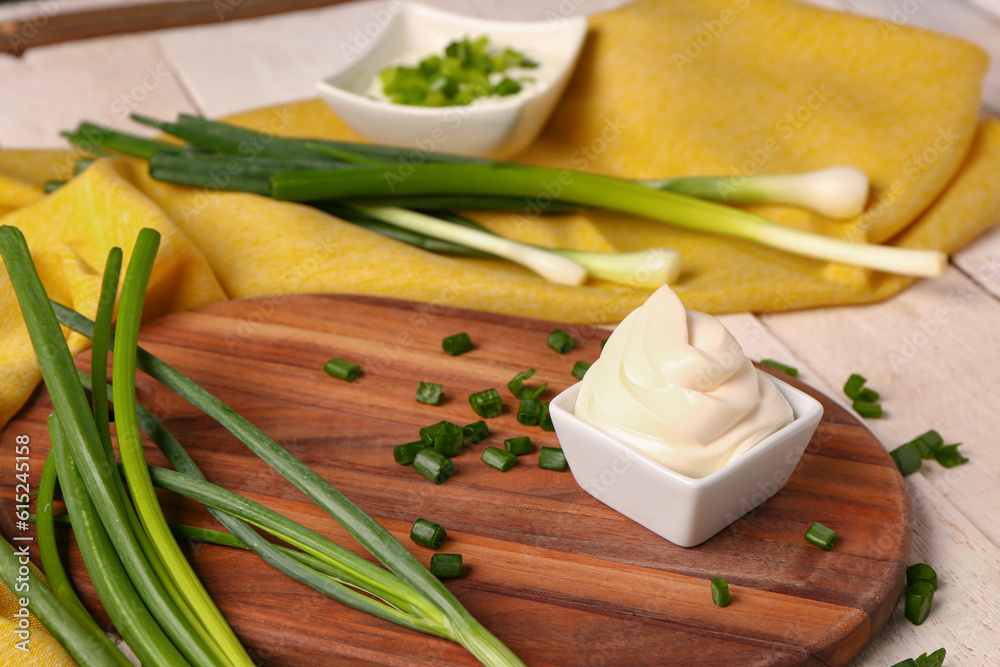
[{"left": 2, "top": 0, "right": 999, "bottom": 664}]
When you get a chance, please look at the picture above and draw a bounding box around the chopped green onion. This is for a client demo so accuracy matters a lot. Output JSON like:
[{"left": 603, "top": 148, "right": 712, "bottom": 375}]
[
  {"left": 481, "top": 446, "right": 517, "bottom": 471},
  {"left": 804, "top": 522, "right": 837, "bottom": 550},
  {"left": 571, "top": 360, "right": 591, "bottom": 380},
  {"left": 393, "top": 441, "right": 428, "bottom": 465},
  {"left": 906, "top": 563, "right": 938, "bottom": 591},
  {"left": 516, "top": 399, "right": 543, "bottom": 426},
  {"left": 463, "top": 420, "right": 490, "bottom": 444},
  {"left": 538, "top": 446, "right": 568, "bottom": 471},
  {"left": 921, "top": 648, "right": 947, "bottom": 667},
  {"left": 759, "top": 359, "right": 798, "bottom": 377},
  {"left": 508, "top": 369, "right": 546, "bottom": 400},
  {"left": 934, "top": 443, "right": 969, "bottom": 468},
  {"left": 416, "top": 381, "right": 444, "bottom": 406},
  {"left": 857, "top": 387, "right": 880, "bottom": 402},
  {"left": 547, "top": 329, "right": 576, "bottom": 354},
  {"left": 413, "top": 448, "right": 454, "bottom": 485},
  {"left": 503, "top": 436, "right": 533, "bottom": 456},
  {"left": 430, "top": 553, "right": 463, "bottom": 580},
  {"left": 890, "top": 660, "right": 918, "bottom": 667},
  {"left": 539, "top": 402, "right": 554, "bottom": 432},
  {"left": 442, "top": 332, "right": 474, "bottom": 356},
  {"left": 710, "top": 577, "right": 731, "bottom": 607},
  {"left": 843, "top": 373, "right": 868, "bottom": 399},
  {"left": 324, "top": 358, "right": 361, "bottom": 382},
  {"left": 905, "top": 581, "right": 935, "bottom": 625},
  {"left": 410, "top": 519, "right": 448, "bottom": 549},
  {"left": 890, "top": 442, "right": 923, "bottom": 476},
  {"left": 469, "top": 388, "right": 503, "bottom": 418},
  {"left": 905, "top": 430, "right": 944, "bottom": 459},
  {"left": 419, "top": 421, "right": 464, "bottom": 458},
  {"left": 853, "top": 400, "right": 883, "bottom": 418}
]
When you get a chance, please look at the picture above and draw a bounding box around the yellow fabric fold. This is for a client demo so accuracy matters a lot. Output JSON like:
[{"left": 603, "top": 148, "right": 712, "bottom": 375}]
[{"left": 2, "top": 0, "right": 1000, "bottom": 661}]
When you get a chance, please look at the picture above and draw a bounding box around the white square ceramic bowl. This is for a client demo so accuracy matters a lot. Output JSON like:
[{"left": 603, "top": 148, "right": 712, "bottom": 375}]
[
  {"left": 548, "top": 375, "right": 824, "bottom": 548},
  {"left": 315, "top": 3, "right": 587, "bottom": 159}
]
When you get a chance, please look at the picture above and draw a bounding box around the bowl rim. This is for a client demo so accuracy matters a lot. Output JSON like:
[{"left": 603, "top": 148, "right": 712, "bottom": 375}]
[
  {"left": 549, "top": 372, "right": 825, "bottom": 489},
  {"left": 315, "top": 1, "right": 588, "bottom": 116}
]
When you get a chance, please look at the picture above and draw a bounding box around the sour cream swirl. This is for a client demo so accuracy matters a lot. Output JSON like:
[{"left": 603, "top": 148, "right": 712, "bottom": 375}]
[{"left": 574, "top": 286, "right": 794, "bottom": 479}]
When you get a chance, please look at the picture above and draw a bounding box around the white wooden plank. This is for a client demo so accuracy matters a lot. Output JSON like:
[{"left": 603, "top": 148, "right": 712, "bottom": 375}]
[
  {"left": 721, "top": 312, "right": 1000, "bottom": 666},
  {"left": 759, "top": 267, "right": 1000, "bottom": 550},
  {"left": 953, "top": 224, "right": 1000, "bottom": 298},
  {"left": 0, "top": 32, "right": 196, "bottom": 147}
]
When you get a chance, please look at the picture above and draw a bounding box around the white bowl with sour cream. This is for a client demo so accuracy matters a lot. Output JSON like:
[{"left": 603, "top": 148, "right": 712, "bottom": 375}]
[
  {"left": 548, "top": 286, "right": 824, "bottom": 548},
  {"left": 315, "top": 3, "right": 587, "bottom": 159}
]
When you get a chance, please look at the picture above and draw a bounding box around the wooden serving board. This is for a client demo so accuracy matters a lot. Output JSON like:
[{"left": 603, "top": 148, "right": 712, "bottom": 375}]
[{"left": 1, "top": 294, "right": 910, "bottom": 666}]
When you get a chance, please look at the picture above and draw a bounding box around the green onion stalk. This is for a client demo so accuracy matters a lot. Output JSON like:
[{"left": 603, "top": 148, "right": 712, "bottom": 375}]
[
  {"left": 51, "top": 297, "right": 526, "bottom": 667},
  {"left": 270, "top": 163, "right": 945, "bottom": 278}
]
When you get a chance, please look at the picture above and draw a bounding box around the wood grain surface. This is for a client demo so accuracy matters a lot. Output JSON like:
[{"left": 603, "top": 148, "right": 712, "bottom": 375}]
[{"left": 0, "top": 294, "right": 911, "bottom": 666}]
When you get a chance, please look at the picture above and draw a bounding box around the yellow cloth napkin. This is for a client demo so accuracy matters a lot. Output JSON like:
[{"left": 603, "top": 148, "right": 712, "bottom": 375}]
[{"left": 2, "top": 0, "right": 1000, "bottom": 661}]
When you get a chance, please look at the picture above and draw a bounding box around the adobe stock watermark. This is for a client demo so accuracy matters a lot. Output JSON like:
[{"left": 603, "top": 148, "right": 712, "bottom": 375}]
[
  {"left": 4, "top": 0, "right": 66, "bottom": 54},
  {"left": 716, "top": 84, "right": 835, "bottom": 201},
  {"left": 878, "top": 0, "right": 931, "bottom": 38}
]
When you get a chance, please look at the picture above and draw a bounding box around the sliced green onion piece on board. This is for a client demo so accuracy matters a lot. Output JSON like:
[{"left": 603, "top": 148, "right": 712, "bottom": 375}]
[
  {"left": 503, "top": 436, "right": 533, "bottom": 456},
  {"left": 710, "top": 578, "right": 730, "bottom": 607},
  {"left": 463, "top": 420, "right": 490, "bottom": 444},
  {"left": 508, "top": 369, "right": 546, "bottom": 400},
  {"left": 547, "top": 329, "right": 576, "bottom": 354},
  {"left": 394, "top": 441, "right": 428, "bottom": 465},
  {"left": 571, "top": 360, "right": 591, "bottom": 380},
  {"left": 469, "top": 388, "right": 503, "bottom": 418},
  {"left": 516, "top": 399, "right": 543, "bottom": 426},
  {"left": 419, "top": 421, "right": 464, "bottom": 458},
  {"left": 410, "top": 519, "right": 448, "bottom": 549},
  {"left": 442, "top": 332, "right": 474, "bottom": 356},
  {"left": 934, "top": 444, "right": 969, "bottom": 468},
  {"left": 539, "top": 403, "right": 555, "bottom": 432},
  {"left": 804, "top": 522, "right": 837, "bottom": 550},
  {"left": 416, "top": 381, "right": 444, "bottom": 406},
  {"left": 538, "top": 447, "right": 568, "bottom": 471},
  {"left": 890, "top": 443, "right": 923, "bottom": 476},
  {"left": 905, "top": 581, "right": 935, "bottom": 625},
  {"left": 413, "top": 449, "right": 454, "bottom": 484},
  {"left": 430, "top": 553, "right": 463, "bottom": 580},
  {"left": 760, "top": 359, "right": 798, "bottom": 377},
  {"left": 858, "top": 387, "right": 880, "bottom": 402},
  {"left": 482, "top": 446, "right": 517, "bottom": 471},
  {"left": 906, "top": 563, "right": 938, "bottom": 590},
  {"left": 324, "top": 358, "right": 362, "bottom": 381}
]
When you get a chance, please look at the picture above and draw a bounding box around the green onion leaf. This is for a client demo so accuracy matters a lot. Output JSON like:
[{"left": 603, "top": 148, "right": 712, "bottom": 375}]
[
  {"left": 538, "top": 446, "right": 568, "bottom": 471},
  {"left": 539, "top": 402, "right": 555, "bottom": 432},
  {"left": 843, "top": 373, "right": 867, "bottom": 399},
  {"left": 853, "top": 400, "right": 883, "bottom": 418},
  {"left": 324, "top": 358, "right": 362, "bottom": 381},
  {"left": 442, "top": 332, "right": 474, "bottom": 356},
  {"left": 905, "top": 430, "right": 944, "bottom": 459},
  {"left": 503, "top": 436, "right": 533, "bottom": 456},
  {"left": 419, "top": 421, "right": 464, "bottom": 458},
  {"left": 934, "top": 443, "right": 969, "bottom": 468},
  {"left": 508, "top": 369, "right": 547, "bottom": 400},
  {"left": 905, "top": 581, "right": 935, "bottom": 625},
  {"left": 890, "top": 442, "right": 923, "bottom": 476},
  {"left": 469, "top": 388, "right": 503, "bottom": 418},
  {"left": 416, "top": 381, "right": 445, "bottom": 406},
  {"left": 463, "top": 420, "right": 490, "bottom": 444},
  {"left": 410, "top": 519, "right": 448, "bottom": 549},
  {"left": 571, "top": 360, "right": 591, "bottom": 380},
  {"left": 413, "top": 448, "right": 455, "bottom": 484},
  {"left": 804, "top": 522, "right": 837, "bottom": 550},
  {"left": 906, "top": 563, "right": 938, "bottom": 591},
  {"left": 393, "top": 441, "right": 428, "bottom": 465},
  {"left": 516, "top": 399, "right": 543, "bottom": 426},
  {"left": 547, "top": 329, "right": 576, "bottom": 354},
  {"left": 430, "top": 553, "right": 463, "bottom": 580},
  {"left": 710, "top": 577, "right": 731, "bottom": 607},
  {"left": 481, "top": 446, "right": 517, "bottom": 471},
  {"left": 759, "top": 359, "right": 798, "bottom": 377}
]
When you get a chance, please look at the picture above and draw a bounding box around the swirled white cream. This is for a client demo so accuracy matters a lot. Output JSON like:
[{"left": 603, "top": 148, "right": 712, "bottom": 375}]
[{"left": 574, "top": 286, "right": 794, "bottom": 479}]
